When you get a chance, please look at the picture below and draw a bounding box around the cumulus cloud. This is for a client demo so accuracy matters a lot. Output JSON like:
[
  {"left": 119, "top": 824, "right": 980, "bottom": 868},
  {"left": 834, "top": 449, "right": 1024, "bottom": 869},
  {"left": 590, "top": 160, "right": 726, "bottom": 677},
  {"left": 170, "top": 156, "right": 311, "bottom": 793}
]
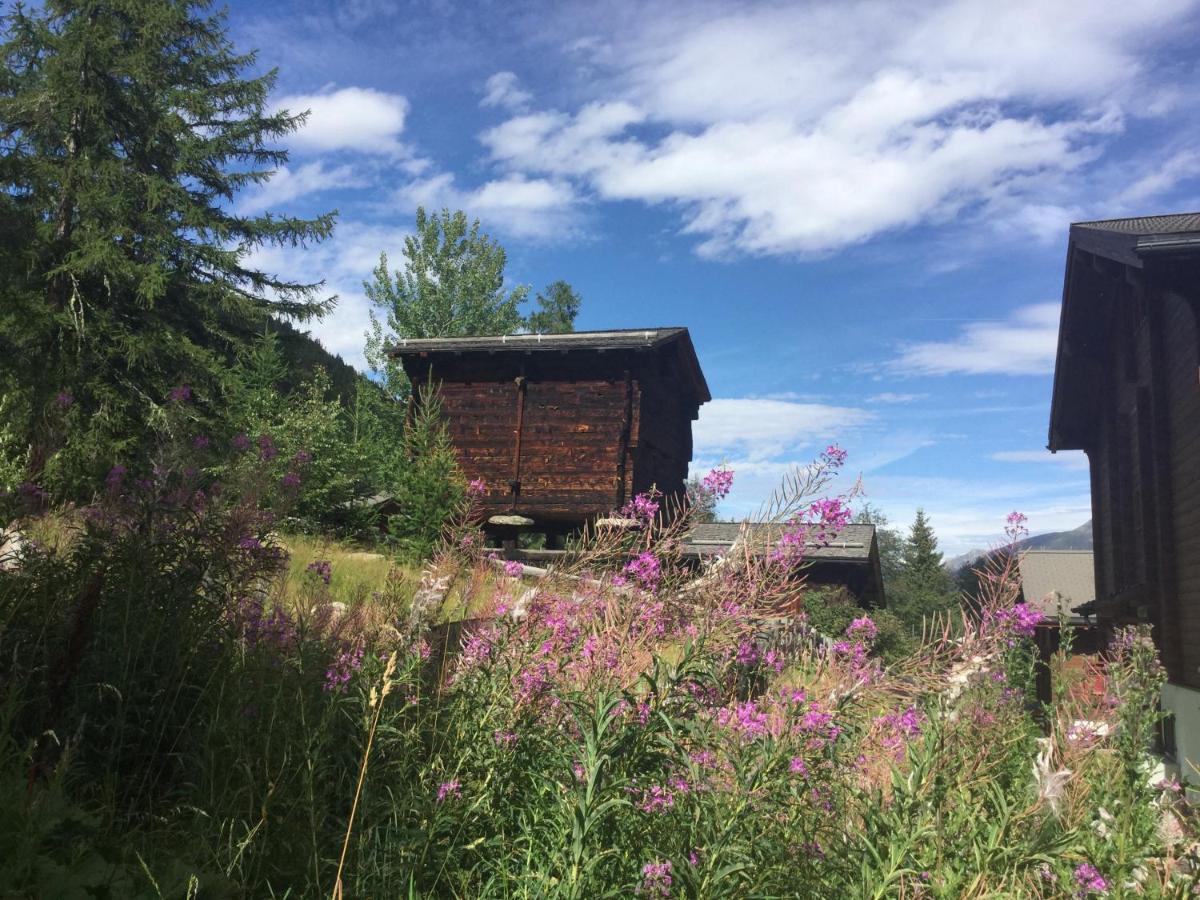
[
  {"left": 481, "top": 71, "right": 533, "bottom": 111},
  {"left": 274, "top": 86, "right": 410, "bottom": 155},
  {"left": 395, "top": 172, "right": 579, "bottom": 240},
  {"left": 889, "top": 303, "right": 1061, "bottom": 376},
  {"left": 475, "top": 0, "right": 1196, "bottom": 256},
  {"left": 237, "top": 161, "right": 367, "bottom": 214},
  {"left": 694, "top": 398, "right": 873, "bottom": 462}
]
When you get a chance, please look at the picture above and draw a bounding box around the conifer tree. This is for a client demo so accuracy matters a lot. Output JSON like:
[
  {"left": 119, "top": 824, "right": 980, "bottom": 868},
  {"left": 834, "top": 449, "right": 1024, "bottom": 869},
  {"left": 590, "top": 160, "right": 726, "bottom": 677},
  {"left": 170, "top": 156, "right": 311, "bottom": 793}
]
[
  {"left": 0, "top": 0, "right": 334, "bottom": 492},
  {"left": 891, "top": 508, "right": 959, "bottom": 627}
]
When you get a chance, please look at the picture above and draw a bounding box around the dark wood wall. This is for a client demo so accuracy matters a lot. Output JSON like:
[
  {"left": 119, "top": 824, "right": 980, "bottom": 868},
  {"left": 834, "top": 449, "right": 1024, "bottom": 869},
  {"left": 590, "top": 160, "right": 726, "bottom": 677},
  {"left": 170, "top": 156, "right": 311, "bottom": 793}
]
[
  {"left": 1076, "top": 252, "right": 1200, "bottom": 686},
  {"left": 403, "top": 346, "right": 700, "bottom": 526}
]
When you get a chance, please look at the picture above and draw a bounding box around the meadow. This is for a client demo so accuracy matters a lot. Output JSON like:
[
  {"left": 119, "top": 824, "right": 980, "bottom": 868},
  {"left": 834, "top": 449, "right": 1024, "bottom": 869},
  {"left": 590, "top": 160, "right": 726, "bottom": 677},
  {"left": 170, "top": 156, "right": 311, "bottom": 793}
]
[{"left": 1, "top": 447, "right": 1196, "bottom": 899}]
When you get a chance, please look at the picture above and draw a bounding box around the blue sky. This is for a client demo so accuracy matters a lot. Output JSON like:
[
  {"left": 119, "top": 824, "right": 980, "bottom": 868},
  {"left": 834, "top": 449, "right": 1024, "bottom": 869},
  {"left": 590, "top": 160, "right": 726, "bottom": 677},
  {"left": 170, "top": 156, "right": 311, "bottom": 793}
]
[{"left": 228, "top": 0, "right": 1200, "bottom": 555}]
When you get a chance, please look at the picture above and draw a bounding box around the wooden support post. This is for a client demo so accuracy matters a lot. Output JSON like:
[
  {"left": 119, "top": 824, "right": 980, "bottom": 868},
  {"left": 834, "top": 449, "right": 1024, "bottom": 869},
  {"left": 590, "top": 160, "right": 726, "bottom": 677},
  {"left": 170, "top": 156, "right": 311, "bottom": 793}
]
[
  {"left": 615, "top": 368, "right": 633, "bottom": 508},
  {"left": 510, "top": 372, "right": 526, "bottom": 508}
]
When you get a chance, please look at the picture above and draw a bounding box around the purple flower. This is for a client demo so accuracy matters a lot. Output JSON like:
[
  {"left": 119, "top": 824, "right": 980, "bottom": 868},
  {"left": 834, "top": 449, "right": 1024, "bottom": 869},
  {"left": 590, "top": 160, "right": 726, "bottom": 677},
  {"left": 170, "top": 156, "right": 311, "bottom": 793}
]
[
  {"left": 324, "top": 642, "right": 365, "bottom": 692},
  {"left": 1074, "top": 862, "right": 1107, "bottom": 895},
  {"left": 257, "top": 434, "right": 278, "bottom": 461},
  {"left": 54, "top": 391, "right": 73, "bottom": 409},
  {"left": 168, "top": 384, "right": 192, "bottom": 403},
  {"left": 467, "top": 477, "right": 486, "bottom": 496},
  {"left": 436, "top": 779, "right": 462, "bottom": 803},
  {"left": 637, "top": 860, "right": 673, "bottom": 897},
  {"left": 105, "top": 465, "right": 127, "bottom": 491},
  {"left": 846, "top": 616, "right": 878, "bottom": 643},
  {"left": 305, "top": 559, "right": 332, "bottom": 585},
  {"left": 192, "top": 434, "right": 210, "bottom": 450},
  {"left": 293, "top": 449, "right": 312, "bottom": 465},
  {"left": 789, "top": 757, "right": 808, "bottom": 776},
  {"left": 1005, "top": 510, "right": 1029, "bottom": 542},
  {"left": 280, "top": 471, "right": 301, "bottom": 489},
  {"left": 701, "top": 467, "right": 734, "bottom": 500},
  {"left": 620, "top": 491, "right": 660, "bottom": 523},
  {"left": 821, "top": 444, "right": 848, "bottom": 467},
  {"left": 503, "top": 559, "right": 524, "bottom": 578},
  {"left": 232, "top": 432, "right": 251, "bottom": 452},
  {"left": 623, "top": 551, "right": 662, "bottom": 590}
]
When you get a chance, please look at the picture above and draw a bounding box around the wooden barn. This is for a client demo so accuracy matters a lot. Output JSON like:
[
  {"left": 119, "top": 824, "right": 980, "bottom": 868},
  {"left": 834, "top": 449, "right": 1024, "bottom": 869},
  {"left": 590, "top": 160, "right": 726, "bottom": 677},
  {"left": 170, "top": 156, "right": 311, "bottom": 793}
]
[
  {"left": 390, "top": 328, "right": 710, "bottom": 535},
  {"left": 1048, "top": 212, "right": 1200, "bottom": 772}
]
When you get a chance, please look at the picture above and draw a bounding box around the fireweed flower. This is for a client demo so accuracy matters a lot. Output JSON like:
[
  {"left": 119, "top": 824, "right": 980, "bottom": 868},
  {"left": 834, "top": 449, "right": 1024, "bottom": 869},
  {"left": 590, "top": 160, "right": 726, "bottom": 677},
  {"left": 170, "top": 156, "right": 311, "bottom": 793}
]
[
  {"left": 1074, "top": 862, "right": 1107, "bottom": 895},
  {"left": 257, "top": 434, "right": 278, "bottom": 461},
  {"left": 293, "top": 449, "right": 312, "bottom": 465},
  {"left": 232, "top": 432, "right": 251, "bottom": 452},
  {"left": 280, "top": 471, "right": 301, "bottom": 489},
  {"left": 324, "top": 642, "right": 365, "bottom": 692},
  {"left": 54, "top": 390, "right": 73, "bottom": 408},
  {"left": 305, "top": 559, "right": 332, "bottom": 585},
  {"left": 1005, "top": 510, "right": 1029, "bottom": 543},
  {"left": 503, "top": 559, "right": 524, "bottom": 578},
  {"left": 701, "top": 466, "right": 734, "bottom": 500},
  {"left": 846, "top": 616, "right": 878, "bottom": 643},
  {"left": 624, "top": 551, "right": 662, "bottom": 590},
  {"left": 620, "top": 491, "right": 660, "bottom": 522},
  {"left": 436, "top": 779, "right": 462, "bottom": 803},
  {"left": 789, "top": 757, "right": 808, "bottom": 776},
  {"left": 192, "top": 434, "right": 210, "bottom": 450},
  {"left": 821, "top": 444, "right": 848, "bottom": 467},
  {"left": 105, "top": 465, "right": 127, "bottom": 491},
  {"left": 637, "top": 860, "right": 673, "bottom": 897},
  {"left": 467, "top": 477, "right": 486, "bottom": 496},
  {"left": 168, "top": 384, "right": 192, "bottom": 403}
]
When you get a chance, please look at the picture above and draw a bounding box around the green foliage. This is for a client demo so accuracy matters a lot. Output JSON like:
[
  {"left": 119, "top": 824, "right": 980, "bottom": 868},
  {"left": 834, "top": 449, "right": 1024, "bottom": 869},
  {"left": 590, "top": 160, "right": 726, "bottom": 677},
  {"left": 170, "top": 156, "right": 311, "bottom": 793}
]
[
  {"left": 890, "top": 508, "right": 959, "bottom": 629},
  {"left": 385, "top": 385, "right": 467, "bottom": 561},
  {"left": 527, "top": 279, "right": 582, "bottom": 334},
  {"left": 364, "top": 208, "right": 530, "bottom": 397},
  {"left": 855, "top": 503, "right": 905, "bottom": 601},
  {"left": 0, "top": 0, "right": 335, "bottom": 495},
  {"left": 803, "top": 586, "right": 915, "bottom": 664}
]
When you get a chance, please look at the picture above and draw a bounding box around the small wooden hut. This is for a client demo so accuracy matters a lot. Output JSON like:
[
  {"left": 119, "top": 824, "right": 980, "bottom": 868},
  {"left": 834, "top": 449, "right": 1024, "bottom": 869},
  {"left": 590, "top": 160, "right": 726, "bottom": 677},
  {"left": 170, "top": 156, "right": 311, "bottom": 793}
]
[{"left": 390, "top": 328, "right": 710, "bottom": 535}]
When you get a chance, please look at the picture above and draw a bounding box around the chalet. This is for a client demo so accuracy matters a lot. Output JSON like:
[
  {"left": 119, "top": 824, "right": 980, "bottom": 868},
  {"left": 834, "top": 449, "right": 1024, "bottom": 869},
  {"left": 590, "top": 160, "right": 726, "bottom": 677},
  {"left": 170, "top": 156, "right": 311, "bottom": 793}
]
[
  {"left": 1016, "top": 550, "right": 1096, "bottom": 629},
  {"left": 389, "top": 328, "right": 710, "bottom": 539},
  {"left": 1048, "top": 212, "right": 1200, "bottom": 771},
  {"left": 680, "top": 522, "right": 885, "bottom": 608}
]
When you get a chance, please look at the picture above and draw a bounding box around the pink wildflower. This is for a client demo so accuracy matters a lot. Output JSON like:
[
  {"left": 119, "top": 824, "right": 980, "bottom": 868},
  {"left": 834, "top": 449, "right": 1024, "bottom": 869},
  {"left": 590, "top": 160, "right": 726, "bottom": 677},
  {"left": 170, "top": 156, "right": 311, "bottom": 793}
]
[
  {"left": 701, "top": 467, "right": 734, "bottom": 500},
  {"left": 504, "top": 559, "right": 524, "bottom": 578},
  {"left": 1074, "top": 862, "right": 1107, "bottom": 895},
  {"left": 467, "top": 477, "right": 486, "bottom": 496},
  {"left": 846, "top": 616, "right": 878, "bottom": 643},
  {"left": 436, "top": 779, "right": 462, "bottom": 803},
  {"left": 637, "top": 860, "right": 673, "bottom": 897}
]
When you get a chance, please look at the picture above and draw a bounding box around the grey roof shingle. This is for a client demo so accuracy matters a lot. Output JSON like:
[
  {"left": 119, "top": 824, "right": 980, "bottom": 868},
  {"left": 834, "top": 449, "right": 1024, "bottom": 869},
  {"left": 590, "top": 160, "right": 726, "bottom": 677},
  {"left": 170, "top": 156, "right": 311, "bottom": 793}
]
[
  {"left": 1074, "top": 213, "right": 1200, "bottom": 235},
  {"left": 387, "top": 327, "right": 690, "bottom": 355},
  {"left": 680, "top": 522, "right": 876, "bottom": 562},
  {"left": 1070, "top": 212, "right": 1200, "bottom": 262},
  {"left": 1016, "top": 550, "right": 1095, "bottom": 623}
]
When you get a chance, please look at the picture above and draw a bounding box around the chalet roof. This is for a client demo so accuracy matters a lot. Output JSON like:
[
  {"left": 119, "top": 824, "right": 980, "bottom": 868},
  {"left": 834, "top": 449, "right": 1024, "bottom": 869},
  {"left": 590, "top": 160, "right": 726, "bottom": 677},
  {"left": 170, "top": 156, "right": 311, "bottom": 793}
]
[
  {"left": 1049, "top": 210, "right": 1200, "bottom": 450},
  {"left": 388, "top": 327, "right": 711, "bottom": 403},
  {"left": 1016, "top": 550, "right": 1096, "bottom": 625},
  {"left": 680, "top": 522, "right": 877, "bottom": 563}
]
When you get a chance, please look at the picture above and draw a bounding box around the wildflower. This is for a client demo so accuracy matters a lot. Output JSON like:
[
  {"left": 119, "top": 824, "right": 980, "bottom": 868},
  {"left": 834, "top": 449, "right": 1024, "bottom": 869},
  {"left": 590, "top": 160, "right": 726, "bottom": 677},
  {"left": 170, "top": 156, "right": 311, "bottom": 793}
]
[
  {"left": 232, "top": 432, "right": 251, "bottom": 452},
  {"left": 821, "top": 444, "right": 848, "bottom": 467},
  {"left": 493, "top": 730, "right": 517, "bottom": 747},
  {"left": 621, "top": 491, "right": 660, "bottom": 523},
  {"left": 1005, "top": 510, "right": 1029, "bottom": 542},
  {"left": 54, "top": 390, "right": 73, "bottom": 408},
  {"left": 503, "top": 559, "right": 524, "bottom": 578},
  {"left": 701, "top": 467, "right": 734, "bottom": 500},
  {"left": 624, "top": 551, "right": 662, "bottom": 590},
  {"left": 168, "top": 384, "right": 192, "bottom": 403},
  {"left": 789, "top": 757, "right": 808, "bottom": 776},
  {"left": 467, "top": 477, "right": 486, "bottom": 496},
  {"left": 845, "top": 615, "right": 878, "bottom": 643},
  {"left": 436, "top": 779, "right": 462, "bottom": 803},
  {"left": 257, "top": 434, "right": 278, "bottom": 461},
  {"left": 105, "top": 464, "right": 127, "bottom": 490},
  {"left": 1074, "top": 862, "right": 1107, "bottom": 895},
  {"left": 638, "top": 783, "right": 676, "bottom": 813},
  {"left": 324, "top": 642, "right": 365, "bottom": 692},
  {"left": 637, "top": 860, "right": 673, "bottom": 897},
  {"left": 293, "top": 449, "right": 312, "bottom": 465},
  {"left": 305, "top": 559, "right": 332, "bottom": 585},
  {"left": 735, "top": 640, "right": 759, "bottom": 667},
  {"left": 280, "top": 471, "right": 301, "bottom": 489},
  {"left": 192, "top": 434, "right": 210, "bottom": 450},
  {"left": 238, "top": 536, "right": 263, "bottom": 551}
]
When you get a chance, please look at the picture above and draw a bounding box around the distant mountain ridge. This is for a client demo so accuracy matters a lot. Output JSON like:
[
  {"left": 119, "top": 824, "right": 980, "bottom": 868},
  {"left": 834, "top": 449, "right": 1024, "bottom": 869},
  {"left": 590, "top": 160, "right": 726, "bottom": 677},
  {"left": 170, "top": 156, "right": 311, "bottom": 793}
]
[{"left": 947, "top": 520, "right": 1093, "bottom": 572}]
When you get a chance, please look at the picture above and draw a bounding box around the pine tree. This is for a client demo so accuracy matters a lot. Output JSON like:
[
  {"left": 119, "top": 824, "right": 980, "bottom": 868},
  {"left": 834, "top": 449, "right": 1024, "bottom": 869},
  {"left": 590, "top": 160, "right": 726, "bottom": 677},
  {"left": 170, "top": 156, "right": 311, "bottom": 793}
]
[
  {"left": 891, "top": 508, "right": 958, "bottom": 628},
  {"left": 527, "top": 280, "right": 581, "bottom": 334},
  {"left": 0, "top": 0, "right": 334, "bottom": 492}
]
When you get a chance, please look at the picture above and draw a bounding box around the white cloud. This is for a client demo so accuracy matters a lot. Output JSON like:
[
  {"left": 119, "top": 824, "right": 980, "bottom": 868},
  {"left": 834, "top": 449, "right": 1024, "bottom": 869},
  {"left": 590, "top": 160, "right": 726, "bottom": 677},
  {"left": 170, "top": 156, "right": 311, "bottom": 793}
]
[
  {"left": 992, "top": 449, "right": 1089, "bottom": 470},
  {"left": 867, "top": 392, "right": 928, "bottom": 404},
  {"left": 481, "top": 71, "right": 533, "bottom": 111},
  {"left": 243, "top": 221, "right": 412, "bottom": 369},
  {"left": 395, "top": 172, "right": 579, "bottom": 240},
  {"left": 237, "top": 161, "right": 367, "bottom": 214},
  {"left": 275, "top": 86, "right": 410, "bottom": 155},
  {"left": 693, "top": 398, "right": 874, "bottom": 462},
  {"left": 889, "top": 303, "right": 1061, "bottom": 376},
  {"left": 475, "top": 0, "right": 1196, "bottom": 257}
]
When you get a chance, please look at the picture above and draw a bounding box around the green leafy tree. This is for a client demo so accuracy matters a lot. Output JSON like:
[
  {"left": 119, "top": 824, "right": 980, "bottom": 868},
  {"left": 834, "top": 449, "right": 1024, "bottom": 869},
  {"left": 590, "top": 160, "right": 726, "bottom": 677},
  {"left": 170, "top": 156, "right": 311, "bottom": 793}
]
[
  {"left": 0, "top": 0, "right": 334, "bottom": 494},
  {"left": 364, "top": 208, "right": 529, "bottom": 398},
  {"left": 527, "top": 280, "right": 581, "bottom": 334},
  {"left": 891, "top": 508, "right": 959, "bottom": 628}
]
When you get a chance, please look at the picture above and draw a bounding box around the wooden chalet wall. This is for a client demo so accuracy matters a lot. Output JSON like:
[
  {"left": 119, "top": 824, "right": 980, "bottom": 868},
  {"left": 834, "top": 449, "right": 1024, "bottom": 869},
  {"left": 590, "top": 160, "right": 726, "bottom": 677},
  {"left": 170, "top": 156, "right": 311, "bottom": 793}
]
[
  {"left": 1053, "top": 243, "right": 1200, "bottom": 687},
  {"left": 398, "top": 332, "right": 708, "bottom": 527}
]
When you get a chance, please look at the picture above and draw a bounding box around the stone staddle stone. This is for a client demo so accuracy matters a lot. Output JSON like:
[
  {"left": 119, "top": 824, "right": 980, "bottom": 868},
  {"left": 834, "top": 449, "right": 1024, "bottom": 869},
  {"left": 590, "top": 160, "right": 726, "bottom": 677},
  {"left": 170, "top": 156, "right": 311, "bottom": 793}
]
[
  {"left": 594, "top": 517, "right": 641, "bottom": 529},
  {"left": 488, "top": 514, "right": 535, "bottom": 527}
]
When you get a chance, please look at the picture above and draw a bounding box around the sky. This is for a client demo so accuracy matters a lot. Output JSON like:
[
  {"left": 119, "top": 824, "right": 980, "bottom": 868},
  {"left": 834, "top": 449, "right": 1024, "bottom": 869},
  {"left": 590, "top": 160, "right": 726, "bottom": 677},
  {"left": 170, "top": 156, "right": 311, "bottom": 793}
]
[{"left": 225, "top": 0, "right": 1200, "bottom": 555}]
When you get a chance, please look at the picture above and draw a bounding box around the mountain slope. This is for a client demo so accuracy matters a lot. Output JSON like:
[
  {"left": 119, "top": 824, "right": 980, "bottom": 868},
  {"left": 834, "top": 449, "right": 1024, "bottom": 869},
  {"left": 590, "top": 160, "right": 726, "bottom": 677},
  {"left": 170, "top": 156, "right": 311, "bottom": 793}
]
[{"left": 947, "top": 520, "right": 1093, "bottom": 572}]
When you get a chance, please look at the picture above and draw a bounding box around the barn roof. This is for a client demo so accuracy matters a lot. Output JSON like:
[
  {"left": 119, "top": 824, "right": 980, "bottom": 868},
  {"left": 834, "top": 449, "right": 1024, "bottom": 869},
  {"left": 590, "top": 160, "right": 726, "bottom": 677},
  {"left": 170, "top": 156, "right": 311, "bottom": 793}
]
[
  {"left": 1016, "top": 550, "right": 1095, "bottom": 625},
  {"left": 1065, "top": 211, "right": 1200, "bottom": 267},
  {"left": 388, "top": 327, "right": 711, "bottom": 402},
  {"left": 680, "top": 522, "right": 877, "bottom": 562}
]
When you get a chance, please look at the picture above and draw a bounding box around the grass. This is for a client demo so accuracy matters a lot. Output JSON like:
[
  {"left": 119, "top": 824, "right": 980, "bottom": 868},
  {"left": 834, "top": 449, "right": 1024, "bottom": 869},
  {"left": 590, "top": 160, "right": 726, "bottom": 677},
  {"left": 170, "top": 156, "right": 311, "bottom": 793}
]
[{"left": 278, "top": 532, "right": 409, "bottom": 610}]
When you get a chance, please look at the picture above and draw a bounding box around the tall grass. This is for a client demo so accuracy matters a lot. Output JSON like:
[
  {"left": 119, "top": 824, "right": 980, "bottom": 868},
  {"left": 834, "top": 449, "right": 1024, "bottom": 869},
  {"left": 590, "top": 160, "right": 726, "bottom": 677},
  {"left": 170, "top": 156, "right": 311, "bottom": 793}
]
[{"left": 0, "top": 448, "right": 1195, "bottom": 897}]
